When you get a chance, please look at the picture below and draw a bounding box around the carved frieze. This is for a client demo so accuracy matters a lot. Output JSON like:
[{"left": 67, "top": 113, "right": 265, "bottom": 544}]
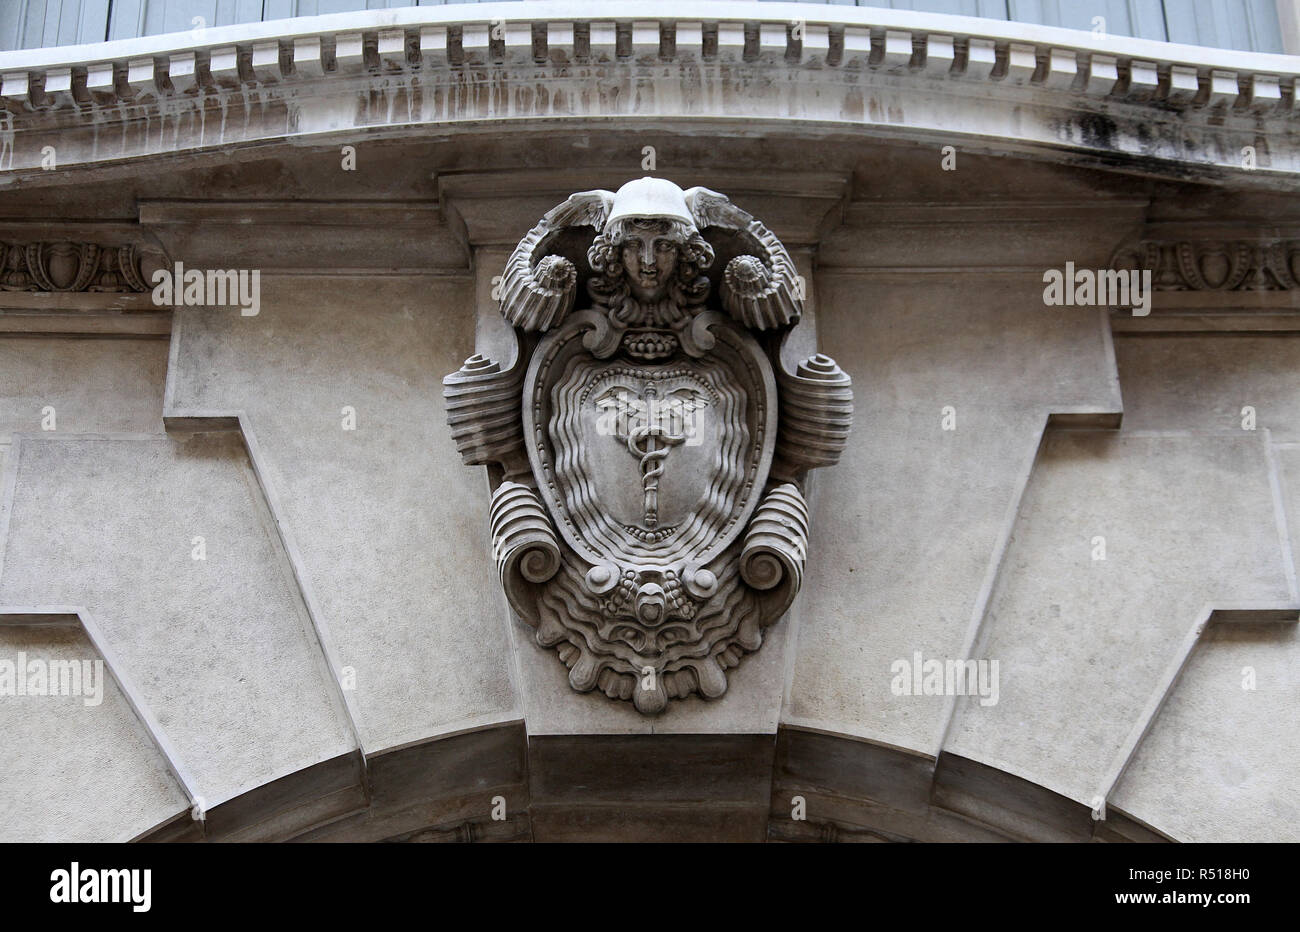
[
  {"left": 0, "top": 242, "right": 153, "bottom": 292},
  {"left": 445, "top": 178, "right": 852, "bottom": 713},
  {"left": 1111, "top": 240, "right": 1300, "bottom": 291}
]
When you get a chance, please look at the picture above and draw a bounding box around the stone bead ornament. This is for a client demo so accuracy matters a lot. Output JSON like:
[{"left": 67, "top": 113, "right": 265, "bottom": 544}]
[{"left": 444, "top": 178, "right": 853, "bottom": 714}]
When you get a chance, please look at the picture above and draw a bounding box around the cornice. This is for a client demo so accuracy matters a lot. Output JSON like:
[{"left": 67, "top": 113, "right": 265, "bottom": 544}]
[
  {"left": 0, "top": 2, "right": 1297, "bottom": 184},
  {"left": 4, "top": 1, "right": 1298, "bottom": 76}
]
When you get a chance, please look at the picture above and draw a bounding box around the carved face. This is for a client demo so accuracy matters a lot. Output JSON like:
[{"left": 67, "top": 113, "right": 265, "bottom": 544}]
[{"left": 618, "top": 220, "right": 680, "bottom": 303}]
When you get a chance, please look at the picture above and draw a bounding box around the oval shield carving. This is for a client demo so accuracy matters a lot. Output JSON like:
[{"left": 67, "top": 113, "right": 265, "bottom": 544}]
[{"left": 525, "top": 315, "right": 776, "bottom": 570}]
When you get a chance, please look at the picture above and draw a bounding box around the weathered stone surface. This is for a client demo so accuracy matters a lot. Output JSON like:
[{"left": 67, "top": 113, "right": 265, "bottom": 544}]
[
  {"left": 0, "top": 337, "right": 166, "bottom": 438},
  {"left": 948, "top": 431, "right": 1293, "bottom": 812},
  {"left": 528, "top": 733, "right": 774, "bottom": 842},
  {"left": 785, "top": 273, "right": 1122, "bottom": 755},
  {"left": 166, "top": 277, "right": 519, "bottom": 753},
  {"left": 0, "top": 624, "right": 188, "bottom": 842},
  {"left": 0, "top": 433, "right": 353, "bottom": 820},
  {"left": 1111, "top": 618, "right": 1300, "bottom": 842},
  {"left": 1, "top": 4, "right": 1296, "bottom": 181},
  {"left": 1116, "top": 335, "right": 1300, "bottom": 442}
]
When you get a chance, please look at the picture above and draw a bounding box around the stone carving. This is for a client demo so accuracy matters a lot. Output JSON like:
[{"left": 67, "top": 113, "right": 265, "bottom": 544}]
[
  {"left": 445, "top": 178, "right": 852, "bottom": 713},
  {"left": 0, "top": 242, "right": 157, "bottom": 293},
  {"left": 1111, "top": 240, "right": 1300, "bottom": 291}
]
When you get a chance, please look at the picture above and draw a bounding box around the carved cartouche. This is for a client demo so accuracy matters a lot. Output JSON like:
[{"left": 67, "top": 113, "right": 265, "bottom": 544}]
[{"left": 445, "top": 177, "right": 852, "bottom": 714}]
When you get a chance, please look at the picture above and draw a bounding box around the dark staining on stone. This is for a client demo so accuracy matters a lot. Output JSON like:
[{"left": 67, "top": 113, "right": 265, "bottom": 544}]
[{"left": 1078, "top": 112, "right": 1119, "bottom": 151}]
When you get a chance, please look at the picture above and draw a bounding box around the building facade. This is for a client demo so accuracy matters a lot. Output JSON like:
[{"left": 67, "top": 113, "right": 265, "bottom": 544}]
[{"left": 1, "top": 1, "right": 1298, "bottom": 842}]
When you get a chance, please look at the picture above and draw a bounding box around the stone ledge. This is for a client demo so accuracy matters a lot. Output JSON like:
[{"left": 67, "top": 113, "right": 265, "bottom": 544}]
[
  {"left": 5, "top": 16, "right": 1293, "bottom": 114},
  {"left": 0, "top": 2, "right": 1297, "bottom": 182},
  {"left": 3, "top": 2, "right": 1296, "bottom": 89}
]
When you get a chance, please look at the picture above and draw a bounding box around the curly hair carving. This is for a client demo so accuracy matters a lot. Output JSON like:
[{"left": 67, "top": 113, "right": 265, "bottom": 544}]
[{"left": 586, "top": 217, "right": 715, "bottom": 328}]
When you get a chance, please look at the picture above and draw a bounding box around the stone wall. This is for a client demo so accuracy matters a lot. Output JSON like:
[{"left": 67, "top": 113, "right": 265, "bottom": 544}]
[{"left": 0, "top": 22, "right": 1297, "bottom": 836}]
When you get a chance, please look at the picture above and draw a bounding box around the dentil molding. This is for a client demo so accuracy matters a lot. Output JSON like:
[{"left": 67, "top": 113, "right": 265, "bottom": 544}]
[{"left": 1, "top": 2, "right": 1299, "bottom": 183}]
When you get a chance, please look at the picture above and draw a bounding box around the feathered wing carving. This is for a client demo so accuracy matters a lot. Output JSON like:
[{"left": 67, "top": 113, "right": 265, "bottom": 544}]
[
  {"left": 684, "top": 186, "right": 803, "bottom": 331},
  {"left": 497, "top": 189, "right": 614, "bottom": 332},
  {"left": 682, "top": 186, "right": 751, "bottom": 230},
  {"left": 545, "top": 188, "right": 615, "bottom": 230}
]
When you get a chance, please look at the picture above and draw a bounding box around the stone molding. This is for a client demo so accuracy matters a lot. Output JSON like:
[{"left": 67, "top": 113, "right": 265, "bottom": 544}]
[
  {"left": 1112, "top": 238, "right": 1300, "bottom": 291},
  {"left": 438, "top": 169, "right": 849, "bottom": 250},
  {"left": 0, "top": 238, "right": 169, "bottom": 333},
  {"left": 1, "top": 2, "right": 1298, "bottom": 180},
  {"left": 1109, "top": 234, "right": 1300, "bottom": 330},
  {"left": 0, "top": 240, "right": 154, "bottom": 293}
]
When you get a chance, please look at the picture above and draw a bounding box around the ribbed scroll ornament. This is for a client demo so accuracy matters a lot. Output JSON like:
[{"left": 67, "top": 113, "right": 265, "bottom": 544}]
[
  {"left": 442, "top": 353, "right": 524, "bottom": 467},
  {"left": 740, "top": 483, "right": 809, "bottom": 596},
  {"left": 775, "top": 354, "right": 853, "bottom": 476},
  {"left": 719, "top": 236, "right": 802, "bottom": 330},
  {"left": 498, "top": 228, "right": 579, "bottom": 331},
  {"left": 490, "top": 481, "right": 561, "bottom": 623}
]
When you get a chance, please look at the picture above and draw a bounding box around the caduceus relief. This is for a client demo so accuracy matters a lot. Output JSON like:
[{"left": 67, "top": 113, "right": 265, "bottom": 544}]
[
  {"left": 592, "top": 382, "right": 710, "bottom": 530},
  {"left": 444, "top": 177, "right": 853, "bottom": 714}
]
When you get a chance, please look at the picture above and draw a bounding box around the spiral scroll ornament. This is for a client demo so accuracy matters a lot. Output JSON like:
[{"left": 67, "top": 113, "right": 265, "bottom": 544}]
[
  {"left": 774, "top": 354, "right": 853, "bottom": 479},
  {"left": 740, "top": 483, "right": 809, "bottom": 599},
  {"left": 721, "top": 252, "right": 802, "bottom": 331},
  {"left": 498, "top": 222, "right": 580, "bottom": 331},
  {"left": 443, "top": 354, "right": 525, "bottom": 468},
  {"left": 489, "top": 482, "right": 561, "bottom": 624}
]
